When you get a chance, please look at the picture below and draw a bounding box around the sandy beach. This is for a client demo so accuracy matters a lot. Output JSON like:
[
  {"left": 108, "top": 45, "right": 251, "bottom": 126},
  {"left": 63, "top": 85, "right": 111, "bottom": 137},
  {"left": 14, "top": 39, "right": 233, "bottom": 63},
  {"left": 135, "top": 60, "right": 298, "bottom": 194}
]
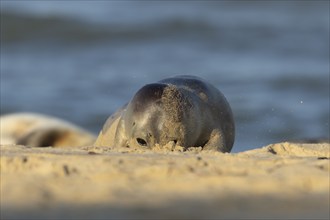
[{"left": 1, "top": 142, "right": 329, "bottom": 219}]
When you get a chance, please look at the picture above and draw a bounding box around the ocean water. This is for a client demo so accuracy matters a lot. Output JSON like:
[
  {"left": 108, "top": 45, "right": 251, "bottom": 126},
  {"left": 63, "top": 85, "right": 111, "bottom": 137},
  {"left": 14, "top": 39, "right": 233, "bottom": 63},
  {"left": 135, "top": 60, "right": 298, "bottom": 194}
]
[{"left": 1, "top": 1, "right": 329, "bottom": 152}]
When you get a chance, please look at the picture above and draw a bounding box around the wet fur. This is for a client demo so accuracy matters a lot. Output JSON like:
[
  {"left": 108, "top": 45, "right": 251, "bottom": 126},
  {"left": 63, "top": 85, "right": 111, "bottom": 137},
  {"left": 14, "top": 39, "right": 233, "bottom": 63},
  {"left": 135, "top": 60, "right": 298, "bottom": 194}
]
[{"left": 95, "top": 75, "right": 235, "bottom": 152}]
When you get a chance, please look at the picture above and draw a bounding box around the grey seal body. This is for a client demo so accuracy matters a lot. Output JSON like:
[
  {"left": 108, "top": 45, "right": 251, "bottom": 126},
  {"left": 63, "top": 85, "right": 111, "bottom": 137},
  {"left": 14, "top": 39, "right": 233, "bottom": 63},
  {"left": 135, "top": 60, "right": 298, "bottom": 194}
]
[
  {"left": 0, "top": 113, "right": 96, "bottom": 147},
  {"left": 95, "top": 75, "right": 235, "bottom": 152}
]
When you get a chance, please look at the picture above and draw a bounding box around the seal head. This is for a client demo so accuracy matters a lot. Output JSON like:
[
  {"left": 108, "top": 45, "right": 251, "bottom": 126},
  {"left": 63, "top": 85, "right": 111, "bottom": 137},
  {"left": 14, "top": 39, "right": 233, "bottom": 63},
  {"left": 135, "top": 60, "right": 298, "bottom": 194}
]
[{"left": 118, "top": 83, "right": 204, "bottom": 149}]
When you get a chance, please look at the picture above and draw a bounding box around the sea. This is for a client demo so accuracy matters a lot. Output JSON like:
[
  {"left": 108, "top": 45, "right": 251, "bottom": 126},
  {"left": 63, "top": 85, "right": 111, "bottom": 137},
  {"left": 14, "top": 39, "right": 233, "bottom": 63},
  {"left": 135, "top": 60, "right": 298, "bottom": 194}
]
[{"left": 1, "top": 1, "right": 329, "bottom": 152}]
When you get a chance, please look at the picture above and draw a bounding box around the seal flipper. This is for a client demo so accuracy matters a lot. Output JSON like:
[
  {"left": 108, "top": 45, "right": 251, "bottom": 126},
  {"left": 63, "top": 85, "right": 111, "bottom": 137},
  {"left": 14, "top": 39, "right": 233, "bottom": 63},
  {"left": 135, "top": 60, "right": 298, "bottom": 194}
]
[
  {"left": 202, "top": 129, "right": 229, "bottom": 152},
  {"left": 113, "top": 117, "right": 128, "bottom": 148},
  {"left": 17, "top": 127, "right": 65, "bottom": 147},
  {"left": 101, "top": 104, "right": 127, "bottom": 134},
  {"left": 94, "top": 104, "right": 127, "bottom": 147}
]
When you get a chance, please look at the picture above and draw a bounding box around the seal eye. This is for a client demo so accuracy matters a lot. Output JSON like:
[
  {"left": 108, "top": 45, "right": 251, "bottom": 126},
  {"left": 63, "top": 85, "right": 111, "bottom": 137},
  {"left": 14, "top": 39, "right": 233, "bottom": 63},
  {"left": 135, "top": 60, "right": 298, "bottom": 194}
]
[{"left": 136, "top": 138, "right": 147, "bottom": 147}]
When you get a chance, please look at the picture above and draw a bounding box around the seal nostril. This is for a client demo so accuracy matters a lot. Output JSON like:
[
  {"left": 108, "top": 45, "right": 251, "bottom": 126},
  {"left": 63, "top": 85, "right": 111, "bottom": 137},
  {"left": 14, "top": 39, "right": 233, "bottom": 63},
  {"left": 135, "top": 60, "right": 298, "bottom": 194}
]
[
  {"left": 173, "top": 140, "right": 177, "bottom": 144},
  {"left": 136, "top": 138, "right": 147, "bottom": 146}
]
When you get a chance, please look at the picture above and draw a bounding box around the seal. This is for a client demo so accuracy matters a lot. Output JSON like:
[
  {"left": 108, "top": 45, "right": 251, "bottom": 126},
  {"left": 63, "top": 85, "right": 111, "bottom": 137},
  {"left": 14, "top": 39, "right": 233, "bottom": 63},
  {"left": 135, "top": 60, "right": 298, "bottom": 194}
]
[
  {"left": 0, "top": 112, "right": 96, "bottom": 147},
  {"left": 94, "top": 75, "right": 235, "bottom": 152}
]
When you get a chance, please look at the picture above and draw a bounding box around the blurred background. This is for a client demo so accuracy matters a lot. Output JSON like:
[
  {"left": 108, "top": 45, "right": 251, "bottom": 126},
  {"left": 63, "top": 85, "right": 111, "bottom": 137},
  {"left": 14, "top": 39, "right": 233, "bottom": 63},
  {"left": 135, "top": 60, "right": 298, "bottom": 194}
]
[{"left": 1, "top": 1, "right": 329, "bottom": 152}]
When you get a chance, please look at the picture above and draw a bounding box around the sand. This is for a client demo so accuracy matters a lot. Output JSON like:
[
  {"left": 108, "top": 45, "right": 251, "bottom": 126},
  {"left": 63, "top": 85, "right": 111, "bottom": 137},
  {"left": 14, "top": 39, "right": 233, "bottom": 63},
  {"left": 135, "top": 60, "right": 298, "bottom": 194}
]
[{"left": 1, "top": 142, "right": 329, "bottom": 219}]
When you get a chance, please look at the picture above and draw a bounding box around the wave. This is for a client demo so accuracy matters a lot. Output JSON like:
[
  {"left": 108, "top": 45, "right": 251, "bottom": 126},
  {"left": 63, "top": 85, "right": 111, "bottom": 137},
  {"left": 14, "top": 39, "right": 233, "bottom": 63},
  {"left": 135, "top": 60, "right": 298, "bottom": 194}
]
[{"left": 1, "top": 12, "right": 217, "bottom": 44}]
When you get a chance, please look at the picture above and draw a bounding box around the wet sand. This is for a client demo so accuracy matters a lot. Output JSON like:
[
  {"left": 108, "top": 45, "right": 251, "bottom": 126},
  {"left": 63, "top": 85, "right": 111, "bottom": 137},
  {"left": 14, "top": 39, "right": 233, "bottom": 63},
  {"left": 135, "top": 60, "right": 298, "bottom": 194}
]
[{"left": 1, "top": 142, "right": 329, "bottom": 219}]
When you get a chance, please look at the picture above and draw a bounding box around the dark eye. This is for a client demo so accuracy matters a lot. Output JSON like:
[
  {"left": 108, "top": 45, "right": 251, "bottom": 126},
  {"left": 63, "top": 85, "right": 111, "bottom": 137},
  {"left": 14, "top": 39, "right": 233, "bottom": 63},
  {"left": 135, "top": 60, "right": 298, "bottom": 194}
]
[{"left": 136, "top": 138, "right": 147, "bottom": 146}]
